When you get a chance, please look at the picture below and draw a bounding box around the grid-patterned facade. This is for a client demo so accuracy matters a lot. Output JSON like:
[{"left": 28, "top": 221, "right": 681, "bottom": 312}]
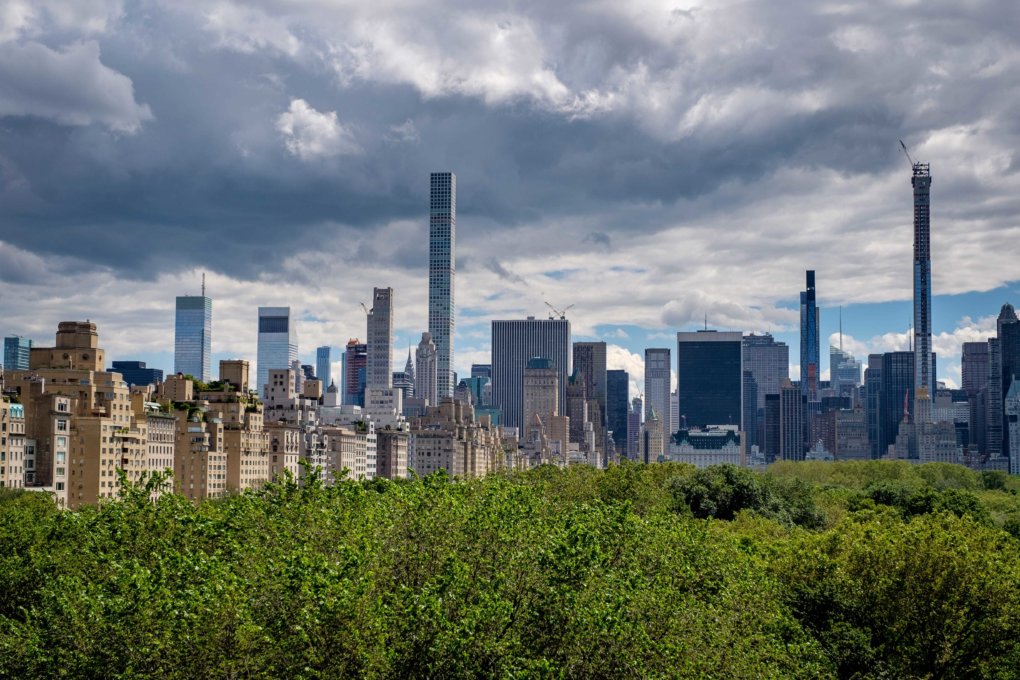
[
  {"left": 367, "top": 287, "right": 393, "bottom": 388},
  {"left": 174, "top": 295, "right": 212, "bottom": 381},
  {"left": 677, "top": 331, "right": 743, "bottom": 430},
  {"left": 316, "top": 346, "right": 332, "bottom": 388},
  {"left": 429, "top": 172, "right": 456, "bottom": 399},
  {"left": 491, "top": 318, "right": 570, "bottom": 431},
  {"left": 644, "top": 348, "right": 672, "bottom": 435},
  {"left": 742, "top": 333, "right": 789, "bottom": 410},
  {"left": 912, "top": 163, "right": 933, "bottom": 393}
]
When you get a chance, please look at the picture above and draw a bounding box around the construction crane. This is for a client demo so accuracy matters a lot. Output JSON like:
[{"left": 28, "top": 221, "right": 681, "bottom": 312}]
[
  {"left": 545, "top": 301, "right": 574, "bottom": 320},
  {"left": 360, "top": 302, "right": 370, "bottom": 316},
  {"left": 899, "top": 139, "right": 917, "bottom": 168}
]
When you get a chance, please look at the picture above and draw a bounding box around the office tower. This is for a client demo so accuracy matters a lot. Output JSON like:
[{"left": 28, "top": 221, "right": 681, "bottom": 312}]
[
  {"left": 910, "top": 158, "right": 933, "bottom": 394},
  {"left": 491, "top": 317, "right": 570, "bottom": 431},
  {"left": 670, "top": 391, "right": 679, "bottom": 438},
  {"left": 677, "top": 331, "right": 743, "bottom": 429},
  {"left": 830, "top": 346, "right": 862, "bottom": 398},
  {"left": 764, "top": 394, "right": 780, "bottom": 461},
  {"left": 641, "top": 409, "right": 663, "bottom": 465},
  {"left": 367, "top": 287, "right": 394, "bottom": 388},
  {"left": 800, "top": 271, "right": 820, "bottom": 401},
  {"left": 174, "top": 286, "right": 212, "bottom": 382},
  {"left": 743, "top": 371, "right": 758, "bottom": 450},
  {"left": 627, "top": 396, "right": 642, "bottom": 459},
  {"left": 429, "top": 172, "right": 456, "bottom": 398},
  {"left": 3, "top": 335, "right": 32, "bottom": 371},
  {"left": 415, "top": 331, "right": 438, "bottom": 406},
  {"left": 316, "top": 346, "right": 332, "bottom": 388},
  {"left": 1006, "top": 380, "right": 1020, "bottom": 474},
  {"left": 256, "top": 307, "right": 298, "bottom": 396},
  {"left": 344, "top": 339, "right": 368, "bottom": 406},
  {"left": 998, "top": 308, "right": 1020, "bottom": 463},
  {"left": 962, "top": 342, "right": 990, "bottom": 395},
  {"left": 865, "top": 354, "right": 883, "bottom": 457},
  {"left": 778, "top": 379, "right": 805, "bottom": 461},
  {"left": 301, "top": 364, "right": 315, "bottom": 382},
  {"left": 572, "top": 342, "right": 607, "bottom": 422},
  {"left": 607, "top": 370, "right": 629, "bottom": 454},
  {"left": 742, "top": 333, "right": 789, "bottom": 410},
  {"left": 644, "top": 348, "right": 671, "bottom": 441},
  {"left": 471, "top": 364, "right": 492, "bottom": 380},
  {"left": 523, "top": 357, "right": 560, "bottom": 432},
  {"left": 987, "top": 304, "right": 1017, "bottom": 458},
  {"left": 404, "top": 350, "right": 415, "bottom": 391},
  {"left": 110, "top": 361, "right": 163, "bottom": 387},
  {"left": 879, "top": 351, "right": 914, "bottom": 457}
]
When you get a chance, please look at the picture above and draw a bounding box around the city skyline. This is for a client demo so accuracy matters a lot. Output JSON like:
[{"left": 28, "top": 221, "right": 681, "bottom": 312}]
[{"left": 2, "top": 3, "right": 1020, "bottom": 396}]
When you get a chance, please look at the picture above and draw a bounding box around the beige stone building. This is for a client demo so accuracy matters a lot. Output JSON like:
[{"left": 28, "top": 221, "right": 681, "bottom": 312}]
[
  {"left": 1, "top": 398, "right": 26, "bottom": 489},
  {"left": 266, "top": 422, "right": 301, "bottom": 482},
  {"left": 376, "top": 428, "right": 409, "bottom": 479},
  {"left": 173, "top": 408, "right": 225, "bottom": 501},
  {"left": 409, "top": 398, "right": 503, "bottom": 478},
  {"left": 5, "top": 322, "right": 148, "bottom": 508}
]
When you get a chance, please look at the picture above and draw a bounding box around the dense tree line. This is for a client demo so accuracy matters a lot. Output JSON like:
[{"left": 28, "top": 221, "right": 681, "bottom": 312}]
[{"left": 1, "top": 461, "right": 1019, "bottom": 678}]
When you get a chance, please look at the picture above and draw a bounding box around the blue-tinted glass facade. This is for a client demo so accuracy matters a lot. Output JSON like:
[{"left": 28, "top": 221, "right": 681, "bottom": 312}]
[
  {"left": 257, "top": 307, "right": 298, "bottom": 395},
  {"left": 3, "top": 336, "right": 32, "bottom": 371},
  {"left": 174, "top": 295, "right": 212, "bottom": 381},
  {"left": 111, "top": 360, "right": 164, "bottom": 387},
  {"left": 800, "top": 271, "right": 819, "bottom": 401},
  {"left": 316, "top": 346, "right": 332, "bottom": 387},
  {"left": 607, "top": 369, "right": 629, "bottom": 452}
]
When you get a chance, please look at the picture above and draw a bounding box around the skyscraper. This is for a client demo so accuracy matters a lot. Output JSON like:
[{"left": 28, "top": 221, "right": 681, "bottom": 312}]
[
  {"left": 429, "top": 172, "right": 456, "bottom": 399},
  {"left": 491, "top": 317, "right": 570, "bottom": 431},
  {"left": 800, "top": 270, "right": 819, "bottom": 401},
  {"left": 174, "top": 291, "right": 212, "bottom": 382},
  {"left": 742, "top": 333, "right": 789, "bottom": 410},
  {"left": 643, "top": 348, "right": 671, "bottom": 437},
  {"left": 344, "top": 339, "right": 368, "bottom": 406},
  {"left": 607, "top": 369, "right": 629, "bottom": 454},
  {"left": 677, "top": 330, "right": 743, "bottom": 429},
  {"left": 830, "top": 346, "right": 862, "bottom": 397},
  {"left": 2, "top": 335, "right": 32, "bottom": 371},
  {"left": 367, "top": 287, "right": 394, "bottom": 388},
  {"left": 998, "top": 307, "right": 1020, "bottom": 463},
  {"left": 627, "top": 396, "right": 642, "bottom": 460},
  {"left": 316, "top": 346, "right": 332, "bottom": 388},
  {"left": 961, "top": 342, "right": 990, "bottom": 395},
  {"left": 572, "top": 342, "right": 607, "bottom": 435},
  {"left": 911, "top": 159, "right": 933, "bottom": 394},
  {"left": 865, "top": 354, "right": 883, "bottom": 457},
  {"left": 256, "top": 307, "right": 298, "bottom": 395},
  {"left": 879, "top": 351, "right": 914, "bottom": 457},
  {"left": 415, "top": 331, "right": 438, "bottom": 406}
]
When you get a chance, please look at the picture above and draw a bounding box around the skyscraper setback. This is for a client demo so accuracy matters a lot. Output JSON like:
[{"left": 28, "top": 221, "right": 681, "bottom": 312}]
[
  {"left": 429, "top": 172, "right": 456, "bottom": 399},
  {"left": 800, "top": 270, "right": 819, "bottom": 401}
]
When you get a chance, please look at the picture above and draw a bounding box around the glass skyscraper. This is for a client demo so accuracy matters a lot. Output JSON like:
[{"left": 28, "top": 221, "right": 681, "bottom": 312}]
[
  {"left": 174, "top": 295, "right": 212, "bottom": 381},
  {"left": 911, "top": 161, "right": 933, "bottom": 394},
  {"left": 3, "top": 335, "right": 32, "bottom": 371},
  {"left": 429, "top": 172, "right": 456, "bottom": 399},
  {"left": 316, "top": 346, "right": 332, "bottom": 388},
  {"left": 677, "top": 331, "right": 743, "bottom": 429},
  {"left": 491, "top": 318, "right": 570, "bottom": 430},
  {"left": 607, "top": 369, "right": 630, "bottom": 453},
  {"left": 256, "top": 307, "right": 298, "bottom": 396},
  {"left": 800, "top": 270, "right": 819, "bottom": 401}
]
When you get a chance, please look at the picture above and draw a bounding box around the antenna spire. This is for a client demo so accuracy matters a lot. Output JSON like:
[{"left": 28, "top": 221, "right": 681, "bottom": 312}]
[
  {"left": 201, "top": 272, "right": 206, "bottom": 297},
  {"left": 839, "top": 305, "right": 843, "bottom": 352}
]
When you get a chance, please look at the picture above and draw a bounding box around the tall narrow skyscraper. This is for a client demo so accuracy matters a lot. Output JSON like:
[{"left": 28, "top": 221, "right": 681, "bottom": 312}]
[
  {"left": 257, "top": 307, "right": 297, "bottom": 395},
  {"left": 429, "top": 172, "right": 456, "bottom": 399},
  {"left": 367, "top": 287, "right": 394, "bottom": 388},
  {"left": 315, "top": 346, "right": 332, "bottom": 387},
  {"left": 911, "top": 159, "right": 933, "bottom": 394},
  {"left": 174, "top": 283, "right": 212, "bottom": 381},
  {"left": 800, "top": 270, "right": 819, "bottom": 401},
  {"left": 644, "top": 348, "right": 672, "bottom": 451}
]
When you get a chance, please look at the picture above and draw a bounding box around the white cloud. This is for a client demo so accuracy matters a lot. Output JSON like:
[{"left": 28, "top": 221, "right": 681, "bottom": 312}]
[
  {"left": 276, "top": 98, "right": 361, "bottom": 160},
  {"left": 0, "top": 40, "right": 151, "bottom": 133}
]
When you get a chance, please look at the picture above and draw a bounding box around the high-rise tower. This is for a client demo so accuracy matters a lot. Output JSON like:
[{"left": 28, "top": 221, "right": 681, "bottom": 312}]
[
  {"left": 429, "top": 172, "right": 456, "bottom": 399},
  {"left": 910, "top": 154, "right": 933, "bottom": 394},
  {"left": 367, "top": 287, "right": 394, "bottom": 388},
  {"left": 799, "top": 270, "right": 819, "bottom": 401},
  {"left": 256, "top": 307, "right": 297, "bottom": 396},
  {"left": 174, "top": 278, "right": 212, "bottom": 381}
]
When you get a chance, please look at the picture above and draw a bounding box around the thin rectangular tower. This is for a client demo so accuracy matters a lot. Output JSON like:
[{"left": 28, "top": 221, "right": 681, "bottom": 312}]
[
  {"left": 429, "top": 172, "right": 456, "bottom": 399},
  {"left": 911, "top": 161, "right": 933, "bottom": 394}
]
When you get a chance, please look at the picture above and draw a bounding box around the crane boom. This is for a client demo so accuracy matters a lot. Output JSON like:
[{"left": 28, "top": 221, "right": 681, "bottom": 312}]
[{"left": 899, "top": 139, "right": 916, "bottom": 168}]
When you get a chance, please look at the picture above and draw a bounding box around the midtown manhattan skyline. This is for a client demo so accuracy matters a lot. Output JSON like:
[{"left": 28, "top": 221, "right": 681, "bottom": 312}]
[{"left": 1, "top": 1, "right": 1019, "bottom": 394}]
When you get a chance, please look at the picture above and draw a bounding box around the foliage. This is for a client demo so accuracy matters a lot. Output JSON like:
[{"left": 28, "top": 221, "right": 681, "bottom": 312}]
[{"left": 1, "top": 461, "right": 1019, "bottom": 678}]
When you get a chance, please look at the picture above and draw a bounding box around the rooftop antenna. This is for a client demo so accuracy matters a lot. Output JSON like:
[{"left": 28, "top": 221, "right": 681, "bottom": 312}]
[
  {"left": 704, "top": 313, "right": 708, "bottom": 331},
  {"left": 839, "top": 305, "right": 843, "bottom": 352},
  {"left": 201, "top": 272, "right": 206, "bottom": 297}
]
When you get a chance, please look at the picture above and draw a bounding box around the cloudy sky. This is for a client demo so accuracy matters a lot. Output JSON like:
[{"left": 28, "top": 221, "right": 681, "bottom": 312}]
[{"left": 1, "top": 0, "right": 1019, "bottom": 393}]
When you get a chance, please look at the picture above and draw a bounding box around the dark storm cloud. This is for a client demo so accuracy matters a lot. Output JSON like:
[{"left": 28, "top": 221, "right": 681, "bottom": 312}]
[{"left": 0, "top": 0, "right": 1018, "bottom": 301}]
